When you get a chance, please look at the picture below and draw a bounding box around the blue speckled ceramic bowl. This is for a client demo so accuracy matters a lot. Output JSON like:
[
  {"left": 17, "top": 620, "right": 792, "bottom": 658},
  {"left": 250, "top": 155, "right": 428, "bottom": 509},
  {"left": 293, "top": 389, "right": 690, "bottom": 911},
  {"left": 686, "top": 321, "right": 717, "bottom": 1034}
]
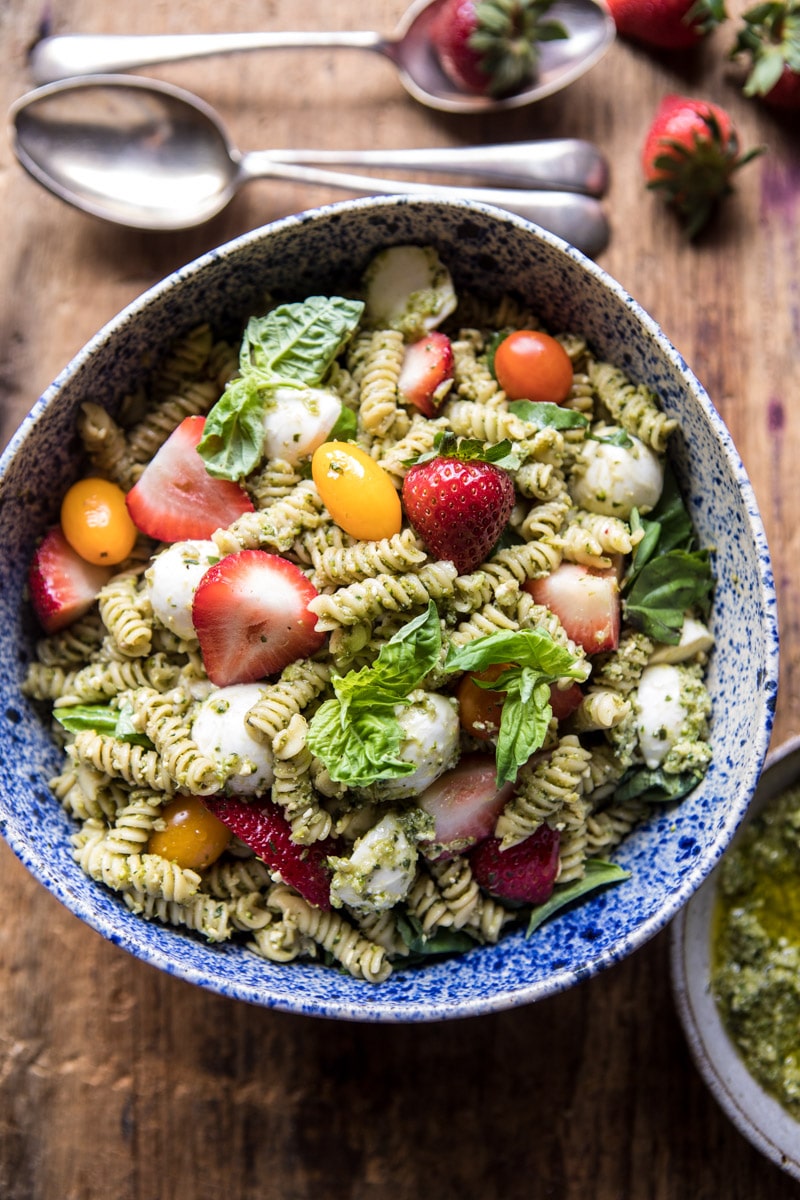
[{"left": 0, "top": 197, "right": 779, "bottom": 1022}]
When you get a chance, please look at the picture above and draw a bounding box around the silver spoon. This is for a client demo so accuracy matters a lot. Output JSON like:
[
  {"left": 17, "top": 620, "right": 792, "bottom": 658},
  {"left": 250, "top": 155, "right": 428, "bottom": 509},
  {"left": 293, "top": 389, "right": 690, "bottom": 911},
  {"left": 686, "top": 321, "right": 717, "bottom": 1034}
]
[
  {"left": 10, "top": 77, "right": 610, "bottom": 257},
  {"left": 28, "top": 0, "right": 616, "bottom": 115}
]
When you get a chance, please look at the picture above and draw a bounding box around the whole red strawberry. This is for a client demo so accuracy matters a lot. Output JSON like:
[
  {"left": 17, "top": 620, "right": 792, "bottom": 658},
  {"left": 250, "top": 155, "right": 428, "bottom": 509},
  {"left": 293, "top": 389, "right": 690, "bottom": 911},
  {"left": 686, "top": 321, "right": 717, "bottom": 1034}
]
[
  {"left": 731, "top": 1, "right": 800, "bottom": 109},
  {"left": 606, "top": 0, "right": 726, "bottom": 48},
  {"left": 469, "top": 823, "right": 561, "bottom": 904},
  {"left": 431, "top": 0, "right": 567, "bottom": 98},
  {"left": 402, "top": 435, "right": 516, "bottom": 574},
  {"left": 642, "top": 94, "right": 764, "bottom": 236}
]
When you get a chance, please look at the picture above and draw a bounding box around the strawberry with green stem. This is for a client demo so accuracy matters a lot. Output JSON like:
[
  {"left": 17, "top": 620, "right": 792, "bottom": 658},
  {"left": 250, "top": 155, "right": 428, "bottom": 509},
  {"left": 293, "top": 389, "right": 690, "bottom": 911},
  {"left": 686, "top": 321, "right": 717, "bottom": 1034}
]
[
  {"left": 605, "top": 0, "right": 727, "bottom": 49},
  {"left": 401, "top": 432, "right": 516, "bottom": 575},
  {"left": 731, "top": 1, "right": 800, "bottom": 109},
  {"left": 431, "top": 0, "right": 568, "bottom": 98},
  {"left": 642, "top": 94, "right": 764, "bottom": 237}
]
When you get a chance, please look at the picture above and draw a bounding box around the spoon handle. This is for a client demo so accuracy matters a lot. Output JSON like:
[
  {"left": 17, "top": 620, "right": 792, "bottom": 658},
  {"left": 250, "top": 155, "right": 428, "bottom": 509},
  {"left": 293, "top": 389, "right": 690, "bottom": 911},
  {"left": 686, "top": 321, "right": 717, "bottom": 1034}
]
[
  {"left": 257, "top": 140, "right": 608, "bottom": 197},
  {"left": 239, "top": 158, "right": 609, "bottom": 257},
  {"left": 29, "top": 31, "right": 387, "bottom": 84}
]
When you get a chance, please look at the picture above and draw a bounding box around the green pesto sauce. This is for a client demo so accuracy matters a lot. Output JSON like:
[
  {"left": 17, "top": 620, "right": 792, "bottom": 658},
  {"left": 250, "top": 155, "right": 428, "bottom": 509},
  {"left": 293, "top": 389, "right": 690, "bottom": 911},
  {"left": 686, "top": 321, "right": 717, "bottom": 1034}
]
[{"left": 711, "top": 784, "right": 800, "bottom": 1119}]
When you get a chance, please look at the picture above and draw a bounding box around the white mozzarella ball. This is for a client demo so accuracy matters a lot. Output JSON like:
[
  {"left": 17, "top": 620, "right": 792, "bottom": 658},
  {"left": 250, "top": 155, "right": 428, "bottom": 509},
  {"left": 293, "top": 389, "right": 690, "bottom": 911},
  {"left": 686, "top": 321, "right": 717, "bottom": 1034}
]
[
  {"left": 191, "top": 684, "right": 274, "bottom": 794},
  {"left": 145, "top": 539, "right": 219, "bottom": 640},
  {"left": 570, "top": 426, "right": 664, "bottom": 518},
  {"left": 635, "top": 664, "right": 687, "bottom": 769},
  {"left": 366, "top": 691, "right": 460, "bottom": 802},
  {"left": 362, "top": 245, "right": 457, "bottom": 338},
  {"left": 262, "top": 385, "right": 342, "bottom": 465},
  {"left": 329, "top": 812, "right": 418, "bottom": 915}
]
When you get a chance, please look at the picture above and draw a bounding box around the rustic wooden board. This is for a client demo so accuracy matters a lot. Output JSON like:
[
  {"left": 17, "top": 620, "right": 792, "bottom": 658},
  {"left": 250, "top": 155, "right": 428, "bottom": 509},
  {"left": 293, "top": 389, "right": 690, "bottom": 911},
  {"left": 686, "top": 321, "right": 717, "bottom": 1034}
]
[{"left": 1, "top": 3, "right": 799, "bottom": 1196}]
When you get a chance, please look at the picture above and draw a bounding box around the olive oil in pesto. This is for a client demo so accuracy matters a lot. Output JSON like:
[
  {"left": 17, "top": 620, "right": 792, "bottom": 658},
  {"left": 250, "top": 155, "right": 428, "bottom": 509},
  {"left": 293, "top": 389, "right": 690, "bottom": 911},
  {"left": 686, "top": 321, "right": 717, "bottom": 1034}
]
[{"left": 711, "top": 784, "right": 800, "bottom": 1119}]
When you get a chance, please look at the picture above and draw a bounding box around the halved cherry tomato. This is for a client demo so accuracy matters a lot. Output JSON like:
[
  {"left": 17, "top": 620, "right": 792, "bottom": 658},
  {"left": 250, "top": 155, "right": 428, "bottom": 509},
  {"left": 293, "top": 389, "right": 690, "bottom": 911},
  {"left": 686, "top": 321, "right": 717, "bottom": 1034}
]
[
  {"left": 60, "top": 477, "right": 138, "bottom": 566},
  {"left": 493, "top": 330, "right": 573, "bottom": 405},
  {"left": 147, "top": 795, "right": 231, "bottom": 870},
  {"left": 311, "top": 441, "right": 402, "bottom": 541}
]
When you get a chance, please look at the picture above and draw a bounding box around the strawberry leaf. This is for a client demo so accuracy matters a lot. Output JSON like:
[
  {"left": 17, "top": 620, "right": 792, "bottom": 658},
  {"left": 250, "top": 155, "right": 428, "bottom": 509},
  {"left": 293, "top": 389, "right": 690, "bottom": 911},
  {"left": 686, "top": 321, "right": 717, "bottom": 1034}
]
[
  {"left": 407, "top": 430, "right": 522, "bottom": 469},
  {"left": 526, "top": 859, "right": 631, "bottom": 935}
]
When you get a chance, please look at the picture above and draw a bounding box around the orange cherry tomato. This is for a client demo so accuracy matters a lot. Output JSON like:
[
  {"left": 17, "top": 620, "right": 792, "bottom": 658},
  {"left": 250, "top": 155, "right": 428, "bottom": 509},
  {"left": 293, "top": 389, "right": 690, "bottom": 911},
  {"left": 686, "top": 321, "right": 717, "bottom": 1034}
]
[
  {"left": 456, "top": 663, "right": 509, "bottom": 740},
  {"left": 147, "top": 795, "right": 231, "bottom": 871},
  {"left": 493, "top": 330, "right": 574, "bottom": 405},
  {"left": 60, "top": 477, "right": 138, "bottom": 566},
  {"left": 311, "top": 441, "right": 402, "bottom": 541}
]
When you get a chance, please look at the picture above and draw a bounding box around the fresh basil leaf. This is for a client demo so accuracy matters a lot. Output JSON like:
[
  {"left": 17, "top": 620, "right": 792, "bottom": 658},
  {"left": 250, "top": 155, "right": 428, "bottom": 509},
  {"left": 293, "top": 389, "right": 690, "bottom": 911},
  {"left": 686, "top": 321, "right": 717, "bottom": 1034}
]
[
  {"left": 53, "top": 703, "right": 154, "bottom": 748},
  {"left": 613, "top": 765, "right": 702, "bottom": 804},
  {"left": 627, "top": 509, "right": 661, "bottom": 577},
  {"left": 197, "top": 376, "right": 268, "bottom": 480},
  {"left": 327, "top": 405, "right": 358, "bottom": 442},
  {"left": 307, "top": 604, "right": 442, "bottom": 787},
  {"left": 53, "top": 704, "right": 118, "bottom": 736},
  {"left": 307, "top": 697, "right": 414, "bottom": 787},
  {"left": 646, "top": 465, "right": 695, "bottom": 555},
  {"left": 624, "top": 548, "right": 714, "bottom": 643},
  {"left": 445, "top": 627, "right": 587, "bottom": 681},
  {"left": 526, "top": 859, "right": 631, "bottom": 936},
  {"left": 446, "top": 628, "right": 588, "bottom": 784},
  {"left": 335, "top": 603, "right": 442, "bottom": 708},
  {"left": 508, "top": 399, "right": 589, "bottom": 432},
  {"left": 493, "top": 676, "right": 553, "bottom": 786},
  {"left": 484, "top": 329, "right": 509, "bottom": 378},
  {"left": 395, "top": 910, "right": 478, "bottom": 955},
  {"left": 590, "top": 427, "right": 633, "bottom": 448},
  {"left": 240, "top": 297, "right": 364, "bottom": 385}
]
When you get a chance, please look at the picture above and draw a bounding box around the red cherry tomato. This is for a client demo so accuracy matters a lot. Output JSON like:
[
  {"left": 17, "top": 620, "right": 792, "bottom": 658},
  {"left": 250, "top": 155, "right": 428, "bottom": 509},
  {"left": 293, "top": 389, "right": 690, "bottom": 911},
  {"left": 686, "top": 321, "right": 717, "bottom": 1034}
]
[{"left": 493, "top": 330, "right": 573, "bottom": 405}]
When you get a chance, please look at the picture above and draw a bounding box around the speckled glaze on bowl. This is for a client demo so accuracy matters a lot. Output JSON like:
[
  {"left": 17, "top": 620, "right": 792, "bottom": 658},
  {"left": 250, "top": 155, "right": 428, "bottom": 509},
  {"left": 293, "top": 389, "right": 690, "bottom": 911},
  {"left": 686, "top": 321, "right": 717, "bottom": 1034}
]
[
  {"left": 0, "top": 197, "right": 779, "bottom": 1022},
  {"left": 671, "top": 736, "right": 800, "bottom": 1181}
]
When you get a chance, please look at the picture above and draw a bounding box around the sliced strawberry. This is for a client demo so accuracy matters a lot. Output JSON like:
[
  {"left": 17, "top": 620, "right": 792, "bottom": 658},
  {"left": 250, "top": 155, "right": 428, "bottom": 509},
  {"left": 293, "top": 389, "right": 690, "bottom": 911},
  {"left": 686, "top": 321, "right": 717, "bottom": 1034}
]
[
  {"left": 192, "top": 550, "right": 326, "bottom": 686},
  {"left": 549, "top": 680, "right": 584, "bottom": 721},
  {"left": 402, "top": 450, "right": 515, "bottom": 575},
  {"left": 469, "top": 824, "right": 560, "bottom": 904},
  {"left": 28, "top": 526, "right": 113, "bottom": 634},
  {"left": 125, "top": 415, "right": 253, "bottom": 543},
  {"left": 203, "top": 796, "right": 337, "bottom": 909},
  {"left": 525, "top": 563, "right": 620, "bottom": 655},
  {"left": 398, "top": 331, "right": 454, "bottom": 418},
  {"left": 417, "top": 753, "right": 515, "bottom": 859}
]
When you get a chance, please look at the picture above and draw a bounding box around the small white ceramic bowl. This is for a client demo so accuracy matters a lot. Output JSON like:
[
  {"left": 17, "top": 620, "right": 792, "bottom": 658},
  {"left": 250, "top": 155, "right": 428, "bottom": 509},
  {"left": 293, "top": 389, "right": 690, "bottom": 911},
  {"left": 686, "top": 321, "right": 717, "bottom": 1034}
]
[
  {"left": 671, "top": 735, "right": 800, "bottom": 1180},
  {"left": 0, "top": 197, "right": 779, "bottom": 1021}
]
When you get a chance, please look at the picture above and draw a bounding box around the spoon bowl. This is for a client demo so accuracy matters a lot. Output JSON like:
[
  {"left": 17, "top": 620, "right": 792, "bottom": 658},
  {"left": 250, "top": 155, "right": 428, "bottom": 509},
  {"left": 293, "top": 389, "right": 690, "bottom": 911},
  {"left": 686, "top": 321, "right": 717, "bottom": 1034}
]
[
  {"left": 28, "top": 0, "right": 616, "bottom": 115},
  {"left": 10, "top": 76, "right": 611, "bottom": 256}
]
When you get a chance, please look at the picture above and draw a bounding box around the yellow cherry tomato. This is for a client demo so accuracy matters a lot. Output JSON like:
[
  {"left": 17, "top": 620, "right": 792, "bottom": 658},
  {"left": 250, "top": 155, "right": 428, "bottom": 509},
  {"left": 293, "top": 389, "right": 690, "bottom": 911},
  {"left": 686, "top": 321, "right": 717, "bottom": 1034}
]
[
  {"left": 147, "top": 795, "right": 231, "bottom": 871},
  {"left": 311, "top": 441, "right": 402, "bottom": 541},
  {"left": 60, "top": 477, "right": 138, "bottom": 565}
]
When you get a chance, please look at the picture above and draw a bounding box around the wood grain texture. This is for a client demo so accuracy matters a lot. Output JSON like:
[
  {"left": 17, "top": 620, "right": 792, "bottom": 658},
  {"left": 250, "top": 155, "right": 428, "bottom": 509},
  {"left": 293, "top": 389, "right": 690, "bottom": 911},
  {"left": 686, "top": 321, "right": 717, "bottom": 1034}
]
[{"left": 1, "top": 2, "right": 799, "bottom": 1197}]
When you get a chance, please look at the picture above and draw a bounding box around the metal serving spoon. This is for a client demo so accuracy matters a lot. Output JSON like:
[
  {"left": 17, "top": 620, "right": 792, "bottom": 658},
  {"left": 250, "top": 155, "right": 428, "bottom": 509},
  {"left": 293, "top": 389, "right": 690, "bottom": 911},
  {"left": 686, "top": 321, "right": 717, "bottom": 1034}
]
[
  {"left": 10, "top": 77, "right": 610, "bottom": 256},
  {"left": 28, "top": 0, "right": 616, "bottom": 115}
]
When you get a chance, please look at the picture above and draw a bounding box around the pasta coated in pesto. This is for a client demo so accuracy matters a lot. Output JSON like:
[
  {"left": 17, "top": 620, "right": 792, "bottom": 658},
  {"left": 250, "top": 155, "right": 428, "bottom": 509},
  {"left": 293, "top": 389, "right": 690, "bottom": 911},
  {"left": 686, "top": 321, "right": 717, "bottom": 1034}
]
[{"left": 25, "top": 249, "right": 715, "bottom": 984}]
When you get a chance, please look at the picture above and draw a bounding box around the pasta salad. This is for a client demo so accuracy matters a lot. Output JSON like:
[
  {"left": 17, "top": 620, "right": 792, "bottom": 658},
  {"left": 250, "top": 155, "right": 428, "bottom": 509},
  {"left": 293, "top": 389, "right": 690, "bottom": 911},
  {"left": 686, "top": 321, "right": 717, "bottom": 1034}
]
[{"left": 24, "top": 245, "right": 715, "bottom": 983}]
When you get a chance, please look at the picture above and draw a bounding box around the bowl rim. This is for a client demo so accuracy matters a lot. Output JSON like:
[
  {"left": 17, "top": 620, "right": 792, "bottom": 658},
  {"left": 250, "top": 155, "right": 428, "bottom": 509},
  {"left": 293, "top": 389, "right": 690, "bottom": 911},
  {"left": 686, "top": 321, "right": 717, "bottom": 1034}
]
[
  {"left": 670, "top": 734, "right": 800, "bottom": 1179},
  {"left": 0, "top": 195, "right": 781, "bottom": 1020}
]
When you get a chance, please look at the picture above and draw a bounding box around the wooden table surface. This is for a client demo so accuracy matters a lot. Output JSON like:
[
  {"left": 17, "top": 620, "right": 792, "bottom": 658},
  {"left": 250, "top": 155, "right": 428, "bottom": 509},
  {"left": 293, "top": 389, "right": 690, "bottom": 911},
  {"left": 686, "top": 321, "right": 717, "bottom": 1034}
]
[{"left": 2, "top": 2, "right": 799, "bottom": 1197}]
